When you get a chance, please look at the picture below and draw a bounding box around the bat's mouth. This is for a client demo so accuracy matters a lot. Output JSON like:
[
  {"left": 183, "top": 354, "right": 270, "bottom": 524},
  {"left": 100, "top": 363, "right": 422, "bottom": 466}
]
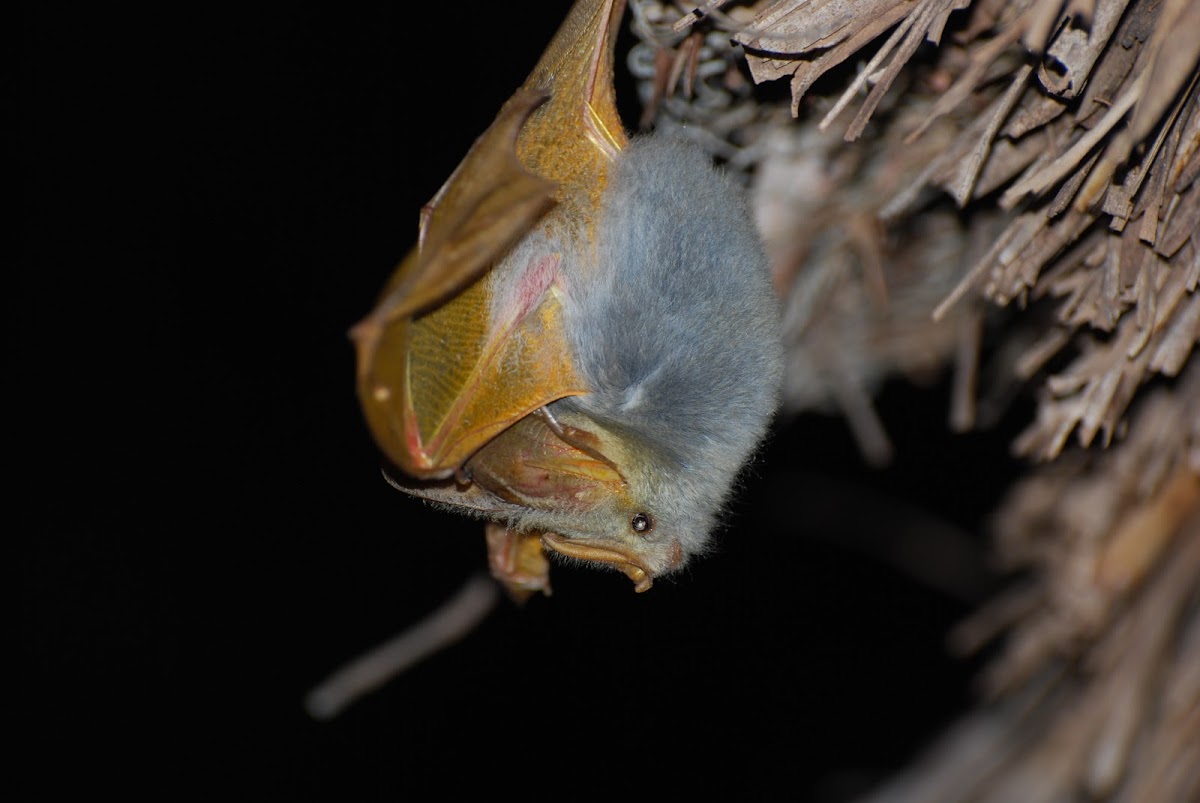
[{"left": 540, "top": 532, "right": 653, "bottom": 592}]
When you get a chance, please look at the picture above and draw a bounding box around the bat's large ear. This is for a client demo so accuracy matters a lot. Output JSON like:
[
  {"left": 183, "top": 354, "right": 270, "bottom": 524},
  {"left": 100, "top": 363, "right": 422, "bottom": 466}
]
[
  {"left": 352, "top": 0, "right": 630, "bottom": 479},
  {"left": 382, "top": 410, "right": 627, "bottom": 518},
  {"left": 466, "top": 409, "right": 627, "bottom": 512}
]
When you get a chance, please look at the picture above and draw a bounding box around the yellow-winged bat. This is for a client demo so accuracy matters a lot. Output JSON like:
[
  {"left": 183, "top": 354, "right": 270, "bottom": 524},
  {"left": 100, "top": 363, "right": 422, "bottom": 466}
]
[{"left": 352, "top": 0, "right": 783, "bottom": 596}]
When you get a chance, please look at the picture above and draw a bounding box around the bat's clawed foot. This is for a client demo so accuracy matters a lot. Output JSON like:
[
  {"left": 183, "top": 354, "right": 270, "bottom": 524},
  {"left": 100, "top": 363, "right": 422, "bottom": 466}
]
[{"left": 485, "top": 522, "right": 553, "bottom": 604}]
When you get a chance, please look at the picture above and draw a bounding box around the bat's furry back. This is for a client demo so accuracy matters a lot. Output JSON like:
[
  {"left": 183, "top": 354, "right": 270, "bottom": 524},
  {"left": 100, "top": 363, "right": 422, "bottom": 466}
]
[{"left": 557, "top": 132, "right": 784, "bottom": 554}]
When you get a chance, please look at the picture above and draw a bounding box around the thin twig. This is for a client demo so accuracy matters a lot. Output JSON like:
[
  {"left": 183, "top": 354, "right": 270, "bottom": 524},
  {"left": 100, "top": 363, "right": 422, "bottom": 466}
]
[{"left": 304, "top": 573, "right": 501, "bottom": 720}]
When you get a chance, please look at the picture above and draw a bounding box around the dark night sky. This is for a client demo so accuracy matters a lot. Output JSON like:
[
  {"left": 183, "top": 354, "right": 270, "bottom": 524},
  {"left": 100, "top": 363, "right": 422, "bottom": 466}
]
[{"left": 19, "top": 4, "right": 1030, "bottom": 799}]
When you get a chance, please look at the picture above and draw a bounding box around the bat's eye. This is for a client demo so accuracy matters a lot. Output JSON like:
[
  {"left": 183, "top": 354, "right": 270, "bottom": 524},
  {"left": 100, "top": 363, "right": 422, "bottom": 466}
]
[{"left": 630, "top": 512, "right": 653, "bottom": 534}]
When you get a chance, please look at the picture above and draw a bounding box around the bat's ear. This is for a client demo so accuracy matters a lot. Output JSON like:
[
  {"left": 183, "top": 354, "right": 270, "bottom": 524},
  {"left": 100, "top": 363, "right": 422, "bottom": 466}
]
[{"left": 466, "top": 409, "right": 627, "bottom": 514}]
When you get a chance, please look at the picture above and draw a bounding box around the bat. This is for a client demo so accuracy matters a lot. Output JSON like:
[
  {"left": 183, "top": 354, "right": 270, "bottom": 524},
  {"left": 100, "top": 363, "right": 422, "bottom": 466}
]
[{"left": 352, "top": 0, "right": 783, "bottom": 598}]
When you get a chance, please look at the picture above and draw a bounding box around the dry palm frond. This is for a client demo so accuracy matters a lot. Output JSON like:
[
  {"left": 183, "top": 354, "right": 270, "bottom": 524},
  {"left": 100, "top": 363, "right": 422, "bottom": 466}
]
[
  {"left": 865, "top": 364, "right": 1200, "bottom": 803},
  {"left": 634, "top": 0, "right": 1198, "bottom": 461},
  {"left": 630, "top": 1, "right": 1199, "bottom": 799}
]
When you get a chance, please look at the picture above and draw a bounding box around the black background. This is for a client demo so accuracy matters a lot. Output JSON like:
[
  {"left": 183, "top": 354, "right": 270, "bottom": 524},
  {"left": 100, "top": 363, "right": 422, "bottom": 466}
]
[{"left": 19, "top": 4, "right": 1029, "bottom": 799}]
